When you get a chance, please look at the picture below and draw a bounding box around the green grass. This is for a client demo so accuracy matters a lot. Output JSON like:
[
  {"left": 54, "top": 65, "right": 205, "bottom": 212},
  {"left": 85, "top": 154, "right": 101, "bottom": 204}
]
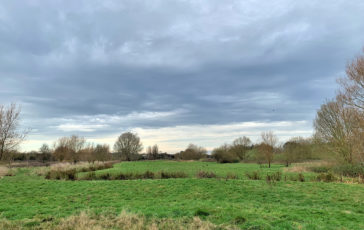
[
  {"left": 0, "top": 161, "right": 363, "bottom": 229},
  {"left": 79, "top": 160, "right": 282, "bottom": 177}
]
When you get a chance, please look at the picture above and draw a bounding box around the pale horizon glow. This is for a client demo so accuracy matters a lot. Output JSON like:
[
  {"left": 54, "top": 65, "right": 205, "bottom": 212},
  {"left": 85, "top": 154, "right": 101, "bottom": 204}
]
[{"left": 21, "top": 120, "right": 313, "bottom": 153}]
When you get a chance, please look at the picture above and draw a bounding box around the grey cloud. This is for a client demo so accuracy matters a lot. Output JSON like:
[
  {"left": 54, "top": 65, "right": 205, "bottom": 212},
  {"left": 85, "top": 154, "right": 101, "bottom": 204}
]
[{"left": 0, "top": 0, "right": 364, "bottom": 147}]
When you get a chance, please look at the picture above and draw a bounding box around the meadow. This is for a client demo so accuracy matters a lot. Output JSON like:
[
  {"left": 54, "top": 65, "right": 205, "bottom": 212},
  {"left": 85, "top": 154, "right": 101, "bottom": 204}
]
[{"left": 0, "top": 161, "right": 363, "bottom": 229}]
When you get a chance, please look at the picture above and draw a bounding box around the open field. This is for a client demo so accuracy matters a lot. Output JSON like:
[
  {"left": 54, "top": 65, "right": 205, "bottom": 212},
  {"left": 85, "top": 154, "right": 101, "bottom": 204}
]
[{"left": 0, "top": 161, "right": 363, "bottom": 229}]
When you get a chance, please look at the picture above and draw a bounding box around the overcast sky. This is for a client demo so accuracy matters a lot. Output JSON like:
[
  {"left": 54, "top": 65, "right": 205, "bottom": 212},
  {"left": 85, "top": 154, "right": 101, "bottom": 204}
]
[{"left": 1, "top": 0, "right": 364, "bottom": 152}]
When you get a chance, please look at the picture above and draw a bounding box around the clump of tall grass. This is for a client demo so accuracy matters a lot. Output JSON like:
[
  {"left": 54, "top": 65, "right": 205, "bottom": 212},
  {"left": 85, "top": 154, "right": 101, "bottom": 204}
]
[
  {"left": 43, "top": 161, "right": 114, "bottom": 180},
  {"left": 225, "top": 172, "right": 238, "bottom": 180},
  {"left": 245, "top": 171, "right": 261, "bottom": 180},
  {"left": 196, "top": 171, "right": 217, "bottom": 178},
  {"left": 79, "top": 170, "right": 188, "bottom": 181},
  {"left": 45, "top": 169, "right": 77, "bottom": 180},
  {"left": 265, "top": 172, "right": 282, "bottom": 185},
  {"left": 159, "top": 171, "right": 188, "bottom": 179},
  {"left": 316, "top": 172, "right": 336, "bottom": 182}
]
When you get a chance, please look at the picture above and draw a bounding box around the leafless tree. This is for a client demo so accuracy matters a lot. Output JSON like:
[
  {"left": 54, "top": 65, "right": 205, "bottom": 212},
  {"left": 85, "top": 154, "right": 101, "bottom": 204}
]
[
  {"left": 257, "top": 143, "right": 274, "bottom": 168},
  {"left": 259, "top": 131, "right": 278, "bottom": 168},
  {"left": 338, "top": 48, "right": 364, "bottom": 111},
  {"left": 314, "top": 99, "right": 360, "bottom": 164},
  {"left": 0, "top": 103, "right": 28, "bottom": 161},
  {"left": 151, "top": 144, "right": 159, "bottom": 159},
  {"left": 93, "top": 144, "right": 111, "bottom": 162},
  {"left": 53, "top": 135, "right": 86, "bottom": 162},
  {"left": 146, "top": 144, "right": 159, "bottom": 160},
  {"left": 114, "top": 132, "right": 143, "bottom": 161}
]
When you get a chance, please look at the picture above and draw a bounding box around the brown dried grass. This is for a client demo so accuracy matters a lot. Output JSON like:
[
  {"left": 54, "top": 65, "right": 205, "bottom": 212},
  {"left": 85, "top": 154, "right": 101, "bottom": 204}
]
[
  {"left": 0, "top": 165, "right": 9, "bottom": 178},
  {"left": 35, "top": 161, "right": 114, "bottom": 176},
  {"left": 0, "top": 211, "right": 237, "bottom": 230}
]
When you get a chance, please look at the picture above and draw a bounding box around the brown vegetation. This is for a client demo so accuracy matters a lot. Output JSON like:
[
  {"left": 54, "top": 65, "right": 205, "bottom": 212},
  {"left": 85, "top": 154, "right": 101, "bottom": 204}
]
[{"left": 0, "top": 211, "right": 235, "bottom": 230}]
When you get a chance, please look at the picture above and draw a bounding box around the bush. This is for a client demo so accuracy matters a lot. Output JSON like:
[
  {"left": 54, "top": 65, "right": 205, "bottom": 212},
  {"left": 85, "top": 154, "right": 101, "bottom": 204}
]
[
  {"left": 316, "top": 172, "right": 336, "bottom": 182},
  {"left": 196, "top": 171, "right": 217, "bottom": 178},
  {"left": 245, "top": 171, "right": 261, "bottom": 180},
  {"left": 333, "top": 164, "right": 364, "bottom": 177}
]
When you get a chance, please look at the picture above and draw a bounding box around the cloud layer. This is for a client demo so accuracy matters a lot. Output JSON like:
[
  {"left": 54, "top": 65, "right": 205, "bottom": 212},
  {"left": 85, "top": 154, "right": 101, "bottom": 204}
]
[{"left": 1, "top": 0, "right": 364, "bottom": 152}]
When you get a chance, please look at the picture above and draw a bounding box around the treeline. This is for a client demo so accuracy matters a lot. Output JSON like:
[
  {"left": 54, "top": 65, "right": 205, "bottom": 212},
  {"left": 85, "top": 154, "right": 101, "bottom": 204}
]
[{"left": 173, "top": 133, "right": 319, "bottom": 167}]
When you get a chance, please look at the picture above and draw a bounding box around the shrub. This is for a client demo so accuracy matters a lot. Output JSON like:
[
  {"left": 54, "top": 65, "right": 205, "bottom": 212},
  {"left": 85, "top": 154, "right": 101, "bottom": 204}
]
[
  {"left": 333, "top": 164, "right": 364, "bottom": 177},
  {"left": 245, "top": 171, "right": 261, "bottom": 180},
  {"left": 196, "top": 171, "right": 217, "bottom": 178},
  {"left": 316, "top": 172, "right": 336, "bottom": 182}
]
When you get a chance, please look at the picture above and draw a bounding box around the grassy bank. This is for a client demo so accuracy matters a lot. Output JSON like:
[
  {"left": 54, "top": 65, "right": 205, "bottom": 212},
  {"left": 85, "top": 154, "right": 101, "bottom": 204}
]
[{"left": 0, "top": 161, "right": 363, "bottom": 229}]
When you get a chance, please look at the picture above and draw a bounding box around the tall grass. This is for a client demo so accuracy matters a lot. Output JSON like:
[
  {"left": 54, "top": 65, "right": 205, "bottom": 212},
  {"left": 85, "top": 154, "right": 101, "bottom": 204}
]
[
  {"left": 44, "top": 162, "right": 114, "bottom": 180},
  {"left": 0, "top": 166, "right": 9, "bottom": 178},
  {"left": 0, "top": 211, "right": 235, "bottom": 230}
]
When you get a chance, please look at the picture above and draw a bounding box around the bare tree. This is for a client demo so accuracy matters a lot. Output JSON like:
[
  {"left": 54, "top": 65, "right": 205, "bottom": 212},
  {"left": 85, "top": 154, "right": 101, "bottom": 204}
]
[
  {"left": 259, "top": 131, "right": 278, "bottom": 168},
  {"left": 0, "top": 103, "right": 28, "bottom": 161},
  {"left": 53, "top": 135, "right": 86, "bottom": 162},
  {"left": 314, "top": 100, "right": 360, "bottom": 164},
  {"left": 151, "top": 144, "right": 159, "bottom": 159},
  {"left": 282, "top": 137, "right": 312, "bottom": 167},
  {"left": 336, "top": 49, "right": 364, "bottom": 163},
  {"left": 257, "top": 143, "right": 274, "bottom": 168},
  {"left": 93, "top": 144, "right": 111, "bottom": 162},
  {"left": 114, "top": 132, "right": 143, "bottom": 161},
  {"left": 338, "top": 48, "right": 364, "bottom": 110}
]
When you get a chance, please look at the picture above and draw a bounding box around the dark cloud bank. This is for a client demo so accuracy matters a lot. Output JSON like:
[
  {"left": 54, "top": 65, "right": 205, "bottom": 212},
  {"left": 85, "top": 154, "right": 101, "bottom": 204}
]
[{"left": 0, "top": 0, "right": 363, "bottom": 150}]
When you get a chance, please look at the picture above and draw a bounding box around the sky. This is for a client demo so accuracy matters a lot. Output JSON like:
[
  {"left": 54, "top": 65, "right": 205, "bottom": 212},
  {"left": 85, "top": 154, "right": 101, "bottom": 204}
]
[{"left": 1, "top": 0, "right": 364, "bottom": 153}]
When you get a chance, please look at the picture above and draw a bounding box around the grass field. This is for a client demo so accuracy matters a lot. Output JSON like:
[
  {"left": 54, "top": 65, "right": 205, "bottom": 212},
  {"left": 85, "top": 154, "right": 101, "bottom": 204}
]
[{"left": 0, "top": 161, "right": 363, "bottom": 229}]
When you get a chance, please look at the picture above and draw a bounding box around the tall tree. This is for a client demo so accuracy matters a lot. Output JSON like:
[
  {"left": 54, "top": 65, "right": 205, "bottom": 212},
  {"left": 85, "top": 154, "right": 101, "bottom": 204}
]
[
  {"left": 314, "top": 100, "right": 359, "bottom": 164},
  {"left": 0, "top": 104, "right": 27, "bottom": 161},
  {"left": 114, "top": 132, "right": 143, "bottom": 161}
]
